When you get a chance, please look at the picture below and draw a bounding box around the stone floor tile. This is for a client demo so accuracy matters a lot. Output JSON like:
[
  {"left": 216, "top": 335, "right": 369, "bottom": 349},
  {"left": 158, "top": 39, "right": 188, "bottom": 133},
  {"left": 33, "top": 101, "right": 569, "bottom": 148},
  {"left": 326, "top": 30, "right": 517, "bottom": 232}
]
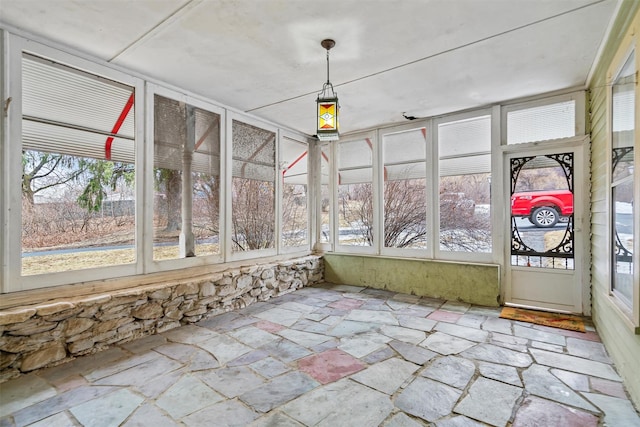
[
  {"left": 237, "top": 301, "right": 272, "bottom": 316},
  {"left": 481, "top": 317, "right": 512, "bottom": 335},
  {"left": 389, "top": 340, "right": 438, "bottom": 365},
  {"left": 198, "top": 366, "right": 265, "bottom": 398},
  {"left": 346, "top": 309, "right": 399, "bottom": 325},
  {"left": 298, "top": 348, "right": 366, "bottom": 384},
  {"left": 522, "top": 364, "right": 597, "bottom": 411},
  {"left": 421, "top": 332, "right": 476, "bottom": 355},
  {"left": 249, "top": 356, "right": 290, "bottom": 379},
  {"left": 478, "top": 361, "right": 522, "bottom": 387},
  {"left": 421, "top": 356, "right": 475, "bottom": 389},
  {"left": 416, "top": 297, "right": 445, "bottom": 309},
  {"left": 361, "top": 300, "right": 394, "bottom": 311},
  {"left": 253, "top": 307, "right": 302, "bottom": 327},
  {"left": 466, "top": 306, "right": 501, "bottom": 317},
  {"left": 454, "top": 377, "right": 522, "bottom": 427},
  {"left": 338, "top": 332, "right": 391, "bottom": 358},
  {"left": 324, "top": 284, "right": 365, "bottom": 293},
  {"left": 11, "top": 385, "right": 120, "bottom": 426},
  {"left": 161, "top": 324, "right": 220, "bottom": 344},
  {"left": 122, "top": 403, "right": 181, "bottom": 427},
  {"left": 397, "top": 315, "right": 437, "bottom": 332},
  {"left": 119, "top": 334, "right": 167, "bottom": 353},
  {"left": 513, "top": 325, "right": 566, "bottom": 346},
  {"left": 512, "top": 396, "right": 599, "bottom": 427},
  {"left": 94, "top": 353, "right": 182, "bottom": 388},
  {"left": 351, "top": 357, "right": 419, "bottom": 394},
  {"left": 386, "top": 300, "right": 414, "bottom": 311},
  {"left": 489, "top": 332, "right": 528, "bottom": 352},
  {"left": 530, "top": 341, "right": 563, "bottom": 353},
  {"left": 380, "top": 324, "right": 426, "bottom": 344},
  {"left": 277, "top": 328, "right": 333, "bottom": 348},
  {"left": 396, "top": 377, "right": 462, "bottom": 422},
  {"left": 37, "top": 347, "right": 127, "bottom": 383},
  {"left": 182, "top": 399, "right": 259, "bottom": 427},
  {"left": 0, "top": 374, "right": 57, "bottom": 415},
  {"left": 394, "top": 305, "right": 436, "bottom": 317},
  {"left": 583, "top": 393, "right": 640, "bottom": 427},
  {"left": 197, "top": 311, "right": 243, "bottom": 329},
  {"left": 319, "top": 315, "right": 342, "bottom": 326},
  {"left": 248, "top": 411, "right": 305, "bottom": 427},
  {"left": 254, "top": 320, "right": 286, "bottom": 333},
  {"left": 590, "top": 377, "right": 629, "bottom": 399},
  {"left": 427, "top": 310, "right": 462, "bottom": 323},
  {"left": 328, "top": 319, "right": 379, "bottom": 337},
  {"left": 393, "top": 293, "right": 422, "bottom": 304},
  {"left": 297, "top": 296, "right": 332, "bottom": 308},
  {"left": 362, "top": 346, "right": 396, "bottom": 364},
  {"left": 227, "top": 349, "right": 270, "bottom": 367},
  {"left": 277, "top": 301, "right": 317, "bottom": 314},
  {"left": 529, "top": 348, "right": 621, "bottom": 381},
  {"left": 461, "top": 343, "right": 532, "bottom": 367},
  {"left": 230, "top": 326, "right": 280, "bottom": 348},
  {"left": 282, "top": 378, "right": 393, "bottom": 427},
  {"left": 48, "top": 373, "right": 88, "bottom": 393},
  {"left": 566, "top": 337, "right": 611, "bottom": 363},
  {"left": 69, "top": 388, "right": 144, "bottom": 427},
  {"left": 259, "top": 338, "right": 311, "bottom": 363},
  {"left": 309, "top": 338, "right": 339, "bottom": 353},
  {"left": 304, "top": 312, "right": 329, "bottom": 322},
  {"left": 384, "top": 412, "right": 425, "bottom": 427},
  {"left": 289, "top": 318, "right": 331, "bottom": 334},
  {"left": 532, "top": 324, "right": 601, "bottom": 342},
  {"left": 455, "top": 313, "right": 486, "bottom": 329},
  {"left": 197, "top": 334, "right": 253, "bottom": 365},
  {"left": 84, "top": 351, "right": 160, "bottom": 382},
  {"left": 435, "top": 322, "right": 489, "bottom": 342},
  {"left": 362, "top": 288, "right": 397, "bottom": 298},
  {"left": 550, "top": 368, "right": 590, "bottom": 392},
  {"left": 155, "top": 374, "right": 223, "bottom": 419},
  {"left": 134, "top": 368, "right": 184, "bottom": 399},
  {"left": 239, "top": 371, "right": 319, "bottom": 413},
  {"left": 24, "top": 411, "right": 76, "bottom": 427},
  {"left": 435, "top": 415, "right": 486, "bottom": 427},
  {"left": 327, "top": 298, "right": 365, "bottom": 310},
  {"left": 441, "top": 301, "right": 471, "bottom": 313}
]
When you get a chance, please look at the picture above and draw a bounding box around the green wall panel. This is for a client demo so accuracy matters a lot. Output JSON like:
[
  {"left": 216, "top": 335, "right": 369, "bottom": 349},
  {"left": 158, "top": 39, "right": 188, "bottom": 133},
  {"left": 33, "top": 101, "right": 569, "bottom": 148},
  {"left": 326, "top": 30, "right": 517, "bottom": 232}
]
[{"left": 324, "top": 254, "right": 500, "bottom": 307}]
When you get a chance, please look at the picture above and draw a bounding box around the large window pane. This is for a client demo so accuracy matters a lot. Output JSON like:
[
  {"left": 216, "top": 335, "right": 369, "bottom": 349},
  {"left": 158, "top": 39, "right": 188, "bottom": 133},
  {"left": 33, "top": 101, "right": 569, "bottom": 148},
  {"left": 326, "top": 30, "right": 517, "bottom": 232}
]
[
  {"left": 21, "top": 54, "right": 136, "bottom": 275},
  {"left": 611, "top": 51, "right": 635, "bottom": 307},
  {"left": 383, "top": 128, "right": 427, "bottom": 249},
  {"left": 281, "top": 137, "right": 308, "bottom": 248},
  {"left": 232, "top": 120, "right": 276, "bottom": 251},
  {"left": 153, "top": 95, "right": 221, "bottom": 260},
  {"left": 338, "top": 138, "right": 373, "bottom": 246},
  {"left": 438, "top": 116, "right": 492, "bottom": 253}
]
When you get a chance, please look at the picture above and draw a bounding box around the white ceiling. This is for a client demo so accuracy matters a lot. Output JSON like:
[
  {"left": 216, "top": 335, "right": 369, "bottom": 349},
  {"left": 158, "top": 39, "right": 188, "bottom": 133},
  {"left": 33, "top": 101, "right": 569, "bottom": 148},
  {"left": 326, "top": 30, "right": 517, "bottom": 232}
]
[{"left": 0, "top": 0, "right": 619, "bottom": 137}]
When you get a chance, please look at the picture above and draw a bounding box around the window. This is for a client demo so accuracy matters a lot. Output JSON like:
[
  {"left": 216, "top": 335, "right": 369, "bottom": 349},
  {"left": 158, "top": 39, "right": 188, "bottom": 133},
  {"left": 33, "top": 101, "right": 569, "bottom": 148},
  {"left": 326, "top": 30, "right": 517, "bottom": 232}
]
[
  {"left": 153, "top": 94, "right": 221, "bottom": 260},
  {"left": 382, "top": 128, "right": 428, "bottom": 249},
  {"left": 438, "top": 115, "right": 492, "bottom": 253},
  {"left": 319, "top": 144, "right": 331, "bottom": 244},
  {"left": 21, "top": 54, "right": 136, "bottom": 275},
  {"left": 281, "top": 136, "right": 308, "bottom": 248},
  {"left": 611, "top": 51, "right": 635, "bottom": 309},
  {"left": 231, "top": 120, "right": 276, "bottom": 252},
  {"left": 337, "top": 137, "right": 374, "bottom": 247},
  {"left": 507, "top": 100, "right": 575, "bottom": 144}
]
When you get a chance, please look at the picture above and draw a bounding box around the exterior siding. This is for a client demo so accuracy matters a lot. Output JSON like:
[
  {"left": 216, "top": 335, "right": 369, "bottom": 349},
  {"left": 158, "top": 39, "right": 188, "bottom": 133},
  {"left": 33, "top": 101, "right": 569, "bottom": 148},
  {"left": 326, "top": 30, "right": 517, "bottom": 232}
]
[{"left": 589, "top": 1, "right": 640, "bottom": 407}]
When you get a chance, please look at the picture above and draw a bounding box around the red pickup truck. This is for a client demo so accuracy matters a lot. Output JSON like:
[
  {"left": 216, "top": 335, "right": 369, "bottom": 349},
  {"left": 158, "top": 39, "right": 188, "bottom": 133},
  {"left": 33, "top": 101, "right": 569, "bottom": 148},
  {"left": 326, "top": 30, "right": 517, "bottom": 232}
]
[{"left": 511, "top": 189, "right": 573, "bottom": 228}]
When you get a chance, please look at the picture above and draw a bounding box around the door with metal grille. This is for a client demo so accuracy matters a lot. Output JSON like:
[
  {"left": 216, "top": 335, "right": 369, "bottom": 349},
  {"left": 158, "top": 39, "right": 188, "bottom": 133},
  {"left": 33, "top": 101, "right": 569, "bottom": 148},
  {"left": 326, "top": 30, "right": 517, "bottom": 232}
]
[{"left": 505, "top": 145, "right": 586, "bottom": 313}]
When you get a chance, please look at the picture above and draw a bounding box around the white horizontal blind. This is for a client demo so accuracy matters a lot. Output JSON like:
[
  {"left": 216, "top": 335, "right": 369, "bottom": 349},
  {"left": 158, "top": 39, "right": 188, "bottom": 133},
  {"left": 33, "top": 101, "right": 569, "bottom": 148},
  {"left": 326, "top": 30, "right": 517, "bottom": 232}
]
[
  {"left": 438, "top": 115, "right": 491, "bottom": 177},
  {"left": 507, "top": 101, "right": 575, "bottom": 144}
]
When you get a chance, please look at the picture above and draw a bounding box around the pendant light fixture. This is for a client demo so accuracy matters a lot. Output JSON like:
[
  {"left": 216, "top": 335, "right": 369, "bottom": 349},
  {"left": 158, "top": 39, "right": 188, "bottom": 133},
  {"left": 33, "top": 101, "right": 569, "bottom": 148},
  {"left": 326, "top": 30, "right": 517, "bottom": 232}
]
[{"left": 316, "top": 39, "right": 339, "bottom": 141}]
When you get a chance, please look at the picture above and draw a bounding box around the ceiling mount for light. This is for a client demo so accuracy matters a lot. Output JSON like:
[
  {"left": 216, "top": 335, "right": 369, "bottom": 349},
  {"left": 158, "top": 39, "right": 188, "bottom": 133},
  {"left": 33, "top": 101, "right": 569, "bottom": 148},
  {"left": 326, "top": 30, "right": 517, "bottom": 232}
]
[{"left": 316, "top": 39, "right": 339, "bottom": 141}]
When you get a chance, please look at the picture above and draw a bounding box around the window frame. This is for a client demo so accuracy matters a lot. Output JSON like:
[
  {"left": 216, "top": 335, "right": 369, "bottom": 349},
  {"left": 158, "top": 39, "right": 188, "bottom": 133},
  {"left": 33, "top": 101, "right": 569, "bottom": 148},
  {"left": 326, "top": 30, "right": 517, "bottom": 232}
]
[
  {"left": 433, "top": 108, "right": 495, "bottom": 263},
  {"left": 144, "top": 83, "right": 227, "bottom": 273},
  {"left": 4, "top": 34, "right": 145, "bottom": 293},
  {"left": 607, "top": 40, "right": 640, "bottom": 329}
]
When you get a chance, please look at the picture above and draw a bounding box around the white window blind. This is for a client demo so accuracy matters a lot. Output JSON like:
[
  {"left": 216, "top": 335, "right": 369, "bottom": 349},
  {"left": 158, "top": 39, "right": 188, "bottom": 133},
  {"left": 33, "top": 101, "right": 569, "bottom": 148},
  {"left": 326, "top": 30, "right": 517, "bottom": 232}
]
[{"left": 507, "top": 101, "right": 575, "bottom": 144}]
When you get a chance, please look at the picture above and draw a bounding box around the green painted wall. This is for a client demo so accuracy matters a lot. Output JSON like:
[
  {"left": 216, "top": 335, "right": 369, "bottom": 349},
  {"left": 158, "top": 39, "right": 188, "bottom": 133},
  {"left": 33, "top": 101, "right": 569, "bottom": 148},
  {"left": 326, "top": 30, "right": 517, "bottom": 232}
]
[
  {"left": 589, "top": 1, "right": 640, "bottom": 408},
  {"left": 324, "top": 254, "right": 500, "bottom": 307}
]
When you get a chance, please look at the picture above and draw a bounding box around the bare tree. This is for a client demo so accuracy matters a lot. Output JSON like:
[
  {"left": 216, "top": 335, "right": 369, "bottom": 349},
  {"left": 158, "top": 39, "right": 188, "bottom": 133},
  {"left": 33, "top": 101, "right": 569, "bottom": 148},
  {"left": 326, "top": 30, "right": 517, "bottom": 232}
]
[{"left": 232, "top": 178, "right": 275, "bottom": 251}]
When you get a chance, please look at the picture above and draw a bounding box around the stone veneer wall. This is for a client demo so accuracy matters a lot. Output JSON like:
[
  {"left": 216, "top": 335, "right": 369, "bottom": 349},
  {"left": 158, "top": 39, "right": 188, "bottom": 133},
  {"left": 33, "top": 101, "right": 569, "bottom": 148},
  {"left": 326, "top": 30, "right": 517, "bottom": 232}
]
[{"left": 0, "top": 256, "right": 323, "bottom": 381}]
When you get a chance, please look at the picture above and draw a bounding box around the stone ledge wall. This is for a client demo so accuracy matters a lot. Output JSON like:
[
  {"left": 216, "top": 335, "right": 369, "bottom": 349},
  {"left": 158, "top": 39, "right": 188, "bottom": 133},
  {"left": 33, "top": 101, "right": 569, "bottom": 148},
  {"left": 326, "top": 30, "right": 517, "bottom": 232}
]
[{"left": 0, "top": 256, "right": 323, "bottom": 382}]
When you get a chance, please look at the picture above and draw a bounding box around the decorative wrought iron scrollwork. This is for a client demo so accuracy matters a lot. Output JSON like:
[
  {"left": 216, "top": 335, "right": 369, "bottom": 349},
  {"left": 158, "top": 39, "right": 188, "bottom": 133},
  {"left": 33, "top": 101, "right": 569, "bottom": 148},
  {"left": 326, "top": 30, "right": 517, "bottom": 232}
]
[
  {"left": 612, "top": 146, "right": 634, "bottom": 172},
  {"left": 546, "top": 152, "right": 573, "bottom": 191},
  {"left": 510, "top": 156, "right": 535, "bottom": 194},
  {"left": 614, "top": 230, "right": 633, "bottom": 263}
]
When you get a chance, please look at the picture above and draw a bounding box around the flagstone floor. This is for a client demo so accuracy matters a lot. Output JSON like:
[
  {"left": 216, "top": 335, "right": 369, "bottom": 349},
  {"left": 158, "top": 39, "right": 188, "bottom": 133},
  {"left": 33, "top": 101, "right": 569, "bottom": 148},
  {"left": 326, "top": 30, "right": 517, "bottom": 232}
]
[{"left": 1, "top": 283, "right": 639, "bottom": 427}]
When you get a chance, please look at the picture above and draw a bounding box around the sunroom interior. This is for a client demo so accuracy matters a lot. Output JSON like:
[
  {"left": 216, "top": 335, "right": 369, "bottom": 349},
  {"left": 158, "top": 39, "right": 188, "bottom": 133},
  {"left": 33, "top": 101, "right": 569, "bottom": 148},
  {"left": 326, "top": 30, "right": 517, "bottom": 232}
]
[{"left": 0, "top": 0, "right": 639, "bottom": 413}]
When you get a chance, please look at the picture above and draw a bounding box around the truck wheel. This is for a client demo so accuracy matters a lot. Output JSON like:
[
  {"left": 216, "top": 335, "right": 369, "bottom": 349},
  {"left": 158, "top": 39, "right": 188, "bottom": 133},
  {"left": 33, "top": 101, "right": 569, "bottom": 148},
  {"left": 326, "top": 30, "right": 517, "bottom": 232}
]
[{"left": 531, "top": 207, "right": 559, "bottom": 228}]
